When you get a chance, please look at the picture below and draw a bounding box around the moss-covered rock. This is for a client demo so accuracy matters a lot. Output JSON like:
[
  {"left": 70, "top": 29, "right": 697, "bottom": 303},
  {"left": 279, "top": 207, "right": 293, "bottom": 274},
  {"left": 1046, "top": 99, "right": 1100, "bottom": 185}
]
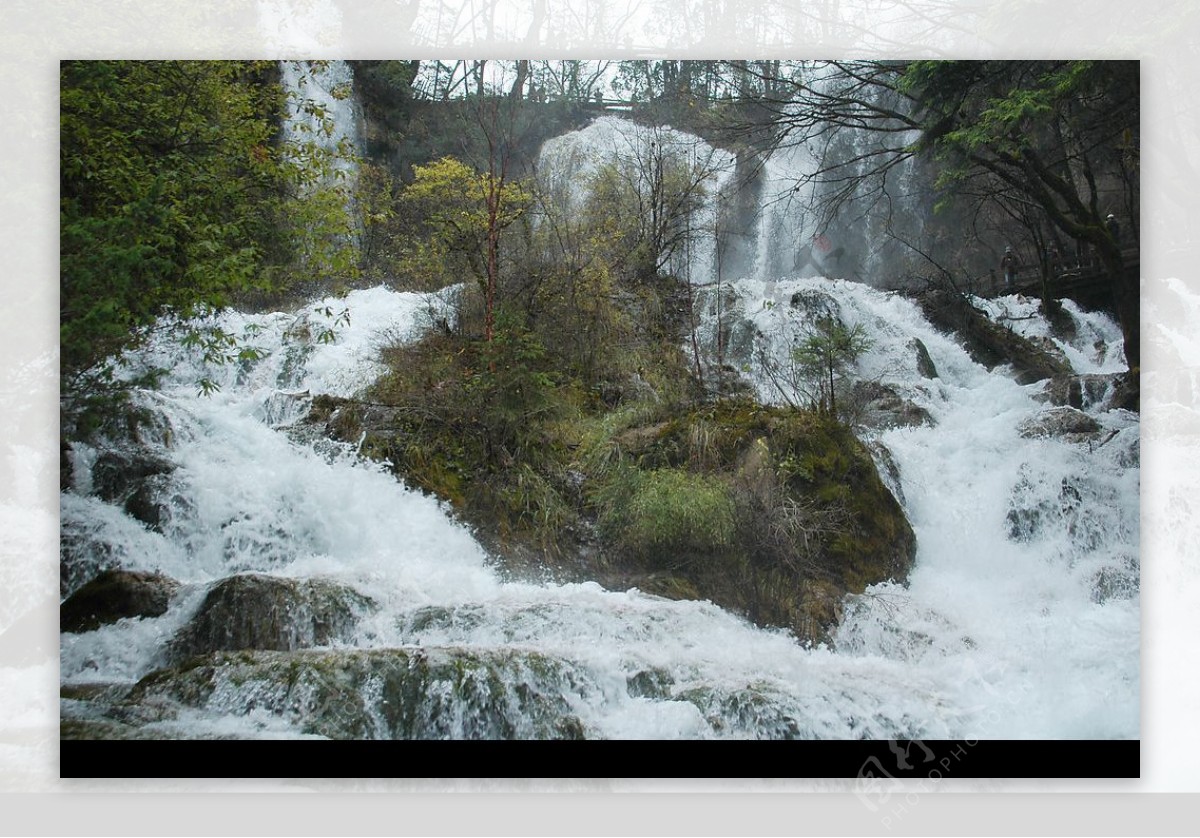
[
  {"left": 675, "top": 682, "right": 805, "bottom": 739},
  {"left": 914, "top": 289, "right": 1072, "bottom": 384},
  {"left": 304, "top": 386, "right": 914, "bottom": 646},
  {"left": 113, "top": 648, "right": 590, "bottom": 740},
  {"left": 582, "top": 400, "right": 916, "bottom": 644}
]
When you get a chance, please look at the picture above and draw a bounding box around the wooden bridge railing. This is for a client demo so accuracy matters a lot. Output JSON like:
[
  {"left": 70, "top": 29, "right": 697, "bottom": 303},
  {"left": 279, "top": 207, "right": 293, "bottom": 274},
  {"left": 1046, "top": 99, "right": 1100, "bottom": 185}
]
[{"left": 968, "top": 247, "right": 1139, "bottom": 307}]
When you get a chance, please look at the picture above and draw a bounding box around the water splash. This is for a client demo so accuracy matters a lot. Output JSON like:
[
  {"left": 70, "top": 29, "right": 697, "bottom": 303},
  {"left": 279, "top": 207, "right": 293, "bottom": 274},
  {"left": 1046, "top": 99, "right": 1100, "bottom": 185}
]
[{"left": 694, "top": 275, "right": 1138, "bottom": 738}]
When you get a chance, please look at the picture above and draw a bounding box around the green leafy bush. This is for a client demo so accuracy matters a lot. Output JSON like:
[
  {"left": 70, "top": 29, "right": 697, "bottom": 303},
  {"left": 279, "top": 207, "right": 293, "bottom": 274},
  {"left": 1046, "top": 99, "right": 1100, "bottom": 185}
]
[{"left": 60, "top": 60, "right": 358, "bottom": 385}]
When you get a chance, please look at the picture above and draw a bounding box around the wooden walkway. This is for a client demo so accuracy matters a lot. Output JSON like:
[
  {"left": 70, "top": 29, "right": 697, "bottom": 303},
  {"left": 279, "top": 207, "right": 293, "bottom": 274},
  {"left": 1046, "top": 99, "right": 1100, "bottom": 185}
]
[{"left": 969, "top": 248, "right": 1138, "bottom": 312}]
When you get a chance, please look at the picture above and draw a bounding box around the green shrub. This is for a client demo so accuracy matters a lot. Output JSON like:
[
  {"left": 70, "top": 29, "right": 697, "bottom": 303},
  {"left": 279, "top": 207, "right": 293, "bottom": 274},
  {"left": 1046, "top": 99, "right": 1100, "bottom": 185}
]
[{"left": 597, "top": 467, "right": 736, "bottom": 567}]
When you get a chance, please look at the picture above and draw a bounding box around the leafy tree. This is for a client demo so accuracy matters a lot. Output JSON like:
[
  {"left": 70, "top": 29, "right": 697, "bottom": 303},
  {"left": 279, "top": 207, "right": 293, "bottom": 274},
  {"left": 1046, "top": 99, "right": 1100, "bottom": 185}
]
[
  {"left": 903, "top": 60, "right": 1139, "bottom": 366},
  {"left": 60, "top": 60, "right": 358, "bottom": 387},
  {"left": 792, "top": 317, "right": 873, "bottom": 420},
  {"left": 394, "top": 155, "right": 530, "bottom": 339},
  {"left": 579, "top": 124, "right": 728, "bottom": 282}
]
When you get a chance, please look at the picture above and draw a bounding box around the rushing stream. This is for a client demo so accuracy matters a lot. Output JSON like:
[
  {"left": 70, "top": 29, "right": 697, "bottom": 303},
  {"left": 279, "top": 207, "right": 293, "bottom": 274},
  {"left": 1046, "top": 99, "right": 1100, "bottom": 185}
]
[
  {"left": 58, "top": 272, "right": 1138, "bottom": 740},
  {"left": 57, "top": 86, "right": 1138, "bottom": 742}
]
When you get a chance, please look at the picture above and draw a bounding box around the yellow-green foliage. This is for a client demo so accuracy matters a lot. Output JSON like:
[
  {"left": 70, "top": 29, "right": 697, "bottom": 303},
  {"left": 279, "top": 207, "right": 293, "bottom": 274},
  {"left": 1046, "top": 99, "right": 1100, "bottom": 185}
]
[
  {"left": 573, "top": 398, "right": 673, "bottom": 479},
  {"left": 585, "top": 400, "right": 914, "bottom": 600},
  {"left": 471, "top": 463, "right": 575, "bottom": 547},
  {"left": 597, "top": 467, "right": 737, "bottom": 566},
  {"left": 392, "top": 156, "right": 531, "bottom": 290},
  {"left": 60, "top": 60, "right": 359, "bottom": 379},
  {"left": 363, "top": 321, "right": 579, "bottom": 549},
  {"left": 633, "top": 399, "right": 773, "bottom": 471}
]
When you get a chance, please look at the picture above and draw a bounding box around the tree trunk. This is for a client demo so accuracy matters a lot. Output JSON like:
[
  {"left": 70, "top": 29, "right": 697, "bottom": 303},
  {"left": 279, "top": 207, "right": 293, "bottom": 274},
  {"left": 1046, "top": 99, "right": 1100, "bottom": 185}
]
[{"left": 511, "top": 60, "right": 529, "bottom": 100}]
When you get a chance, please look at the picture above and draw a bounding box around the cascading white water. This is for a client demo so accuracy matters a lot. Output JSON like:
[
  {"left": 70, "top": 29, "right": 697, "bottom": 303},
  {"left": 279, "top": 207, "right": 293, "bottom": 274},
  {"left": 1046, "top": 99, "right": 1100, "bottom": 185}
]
[
  {"left": 59, "top": 285, "right": 952, "bottom": 739},
  {"left": 60, "top": 276, "right": 1137, "bottom": 740},
  {"left": 695, "top": 276, "right": 1138, "bottom": 738},
  {"left": 59, "top": 113, "right": 1137, "bottom": 742}
]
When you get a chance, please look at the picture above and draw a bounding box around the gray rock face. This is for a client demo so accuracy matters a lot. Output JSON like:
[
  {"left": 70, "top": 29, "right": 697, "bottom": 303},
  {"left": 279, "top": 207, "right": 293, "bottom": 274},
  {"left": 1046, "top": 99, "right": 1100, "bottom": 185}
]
[
  {"left": 60, "top": 569, "right": 180, "bottom": 633},
  {"left": 1018, "top": 407, "right": 1103, "bottom": 443},
  {"left": 169, "top": 574, "right": 376, "bottom": 660},
  {"left": 847, "top": 381, "right": 934, "bottom": 431}
]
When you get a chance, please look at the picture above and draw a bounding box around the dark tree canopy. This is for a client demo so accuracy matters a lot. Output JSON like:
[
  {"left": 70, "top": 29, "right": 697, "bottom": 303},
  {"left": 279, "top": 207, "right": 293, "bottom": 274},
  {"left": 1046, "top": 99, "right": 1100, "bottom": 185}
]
[
  {"left": 716, "top": 59, "right": 1139, "bottom": 368},
  {"left": 903, "top": 60, "right": 1139, "bottom": 366}
]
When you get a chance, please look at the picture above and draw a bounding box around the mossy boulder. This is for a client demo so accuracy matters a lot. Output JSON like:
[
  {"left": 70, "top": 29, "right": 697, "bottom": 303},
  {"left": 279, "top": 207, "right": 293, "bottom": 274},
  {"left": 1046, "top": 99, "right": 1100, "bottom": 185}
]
[
  {"left": 583, "top": 400, "right": 916, "bottom": 644},
  {"left": 60, "top": 569, "right": 180, "bottom": 633},
  {"left": 116, "top": 648, "right": 590, "bottom": 739},
  {"left": 169, "top": 574, "right": 377, "bottom": 660}
]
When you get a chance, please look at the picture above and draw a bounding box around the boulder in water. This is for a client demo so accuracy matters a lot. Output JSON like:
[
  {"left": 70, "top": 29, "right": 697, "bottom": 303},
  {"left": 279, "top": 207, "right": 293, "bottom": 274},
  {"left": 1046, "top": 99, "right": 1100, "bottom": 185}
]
[
  {"left": 789, "top": 289, "right": 842, "bottom": 321},
  {"left": 846, "top": 381, "right": 934, "bottom": 431},
  {"left": 60, "top": 569, "right": 180, "bottom": 633},
  {"left": 914, "top": 290, "right": 1072, "bottom": 384},
  {"left": 82, "top": 648, "right": 591, "bottom": 740},
  {"left": 86, "top": 450, "right": 175, "bottom": 531},
  {"left": 169, "top": 574, "right": 376, "bottom": 660},
  {"left": 1038, "top": 372, "right": 1138, "bottom": 414},
  {"left": 1018, "top": 406, "right": 1103, "bottom": 443},
  {"left": 909, "top": 337, "right": 939, "bottom": 379}
]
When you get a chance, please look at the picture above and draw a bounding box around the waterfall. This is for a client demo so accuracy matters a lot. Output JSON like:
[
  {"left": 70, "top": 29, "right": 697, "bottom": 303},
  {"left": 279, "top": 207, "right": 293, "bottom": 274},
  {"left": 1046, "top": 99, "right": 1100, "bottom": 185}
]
[
  {"left": 279, "top": 59, "right": 363, "bottom": 182},
  {"left": 694, "top": 276, "right": 1138, "bottom": 738},
  {"left": 722, "top": 64, "right": 929, "bottom": 288},
  {"left": 533, "top": 111, "right": 922, "bottom": 289},
  {"left": 61, "top": 284, "right": 970, "bottom": 739},
  {"left": 59, "top": 117, "right": 1137, "bottom": 743},
  {"left": 536, "top": 116, "right": 737, "bottom": 286},
  {"left": 279, "top": 60, "right": 364, "bottom": 250}
]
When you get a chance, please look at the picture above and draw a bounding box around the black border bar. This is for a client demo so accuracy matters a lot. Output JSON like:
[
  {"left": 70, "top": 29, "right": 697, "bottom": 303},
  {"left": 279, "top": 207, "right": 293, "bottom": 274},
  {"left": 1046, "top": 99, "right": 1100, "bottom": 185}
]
[{"left": 61, "top": 739, "right": 1139, "bottom": 779}]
